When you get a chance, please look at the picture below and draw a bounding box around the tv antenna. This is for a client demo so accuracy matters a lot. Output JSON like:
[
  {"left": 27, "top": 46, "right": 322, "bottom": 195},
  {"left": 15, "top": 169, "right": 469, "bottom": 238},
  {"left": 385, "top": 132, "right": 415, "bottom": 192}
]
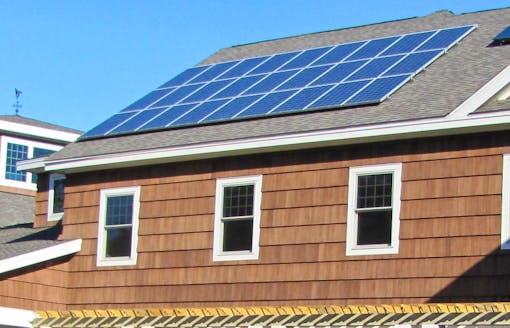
[{"left": 13, "top": 88, "right": 22, "bottom": 116}]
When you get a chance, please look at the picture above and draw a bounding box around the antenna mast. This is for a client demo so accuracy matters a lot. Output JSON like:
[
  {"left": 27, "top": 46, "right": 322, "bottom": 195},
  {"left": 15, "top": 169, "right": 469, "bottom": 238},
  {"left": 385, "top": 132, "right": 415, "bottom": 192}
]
[{"left": 13, "top": 88, "right": 22, "bottom": 116}]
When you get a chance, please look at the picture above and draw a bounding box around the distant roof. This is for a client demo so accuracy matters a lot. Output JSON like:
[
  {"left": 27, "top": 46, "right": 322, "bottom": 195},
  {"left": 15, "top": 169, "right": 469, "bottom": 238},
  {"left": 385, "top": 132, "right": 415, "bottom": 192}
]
[
  {"left": 47, "top": 7, "right": 510, "bottom": 164},
  {"left": 0, "top": 115, "right": 82, "bottom": 135},
  {"left": 0, "top": 192, "right": 35, "bottom": 227}
]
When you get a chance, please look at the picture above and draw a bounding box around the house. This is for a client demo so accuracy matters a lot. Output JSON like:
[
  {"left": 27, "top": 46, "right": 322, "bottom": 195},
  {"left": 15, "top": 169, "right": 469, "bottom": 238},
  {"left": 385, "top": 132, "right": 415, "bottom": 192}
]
[
  {"left": 0, "top": 115, "right": 81, "bottom": 326},
  {"left": 3, "top": 6, "right": 510, "bottom": 328}
]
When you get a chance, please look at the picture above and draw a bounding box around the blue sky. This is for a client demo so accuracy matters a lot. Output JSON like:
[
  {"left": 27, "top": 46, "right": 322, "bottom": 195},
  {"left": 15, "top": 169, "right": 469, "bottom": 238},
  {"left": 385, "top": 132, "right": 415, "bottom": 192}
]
[{"left": 1, "top": 0, "right": 509, "bottom": 132}]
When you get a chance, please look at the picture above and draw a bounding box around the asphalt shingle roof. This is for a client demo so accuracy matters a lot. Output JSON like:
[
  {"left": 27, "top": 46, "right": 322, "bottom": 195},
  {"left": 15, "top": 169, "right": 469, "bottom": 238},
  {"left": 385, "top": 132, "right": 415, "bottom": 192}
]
[{"left": 49, "top": 7, "right": 510, "bottom": 161}]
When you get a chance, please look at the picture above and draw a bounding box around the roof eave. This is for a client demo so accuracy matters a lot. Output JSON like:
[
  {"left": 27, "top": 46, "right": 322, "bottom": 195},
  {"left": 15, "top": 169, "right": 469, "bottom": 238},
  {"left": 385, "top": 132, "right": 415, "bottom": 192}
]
[
  {"left": 0, "top": 119, "right": 81, "bottom": 144},
  {"left": 42, "top": 111, "right": 510, "bottom": 174},
  {"left": 0, "top": 239, "right": 82, "bottom": 274}
]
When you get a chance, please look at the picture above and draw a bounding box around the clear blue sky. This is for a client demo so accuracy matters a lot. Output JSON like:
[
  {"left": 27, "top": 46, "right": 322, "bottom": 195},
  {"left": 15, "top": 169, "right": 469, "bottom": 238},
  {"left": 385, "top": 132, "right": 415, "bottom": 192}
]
[{"left": 1, "top": 1, "right": 509, "bottom": 132}]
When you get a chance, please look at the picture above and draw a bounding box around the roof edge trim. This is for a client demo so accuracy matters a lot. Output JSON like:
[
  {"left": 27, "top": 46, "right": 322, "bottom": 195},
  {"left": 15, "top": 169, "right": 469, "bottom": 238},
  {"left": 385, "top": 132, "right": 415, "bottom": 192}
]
[
  {"left": 449, "top": 64, "right": 510, "bottom": 118},
  {"left": 44, "top": 110, "right": 510, "bottom": 174},
  {"left": 0, "top": 119, "right": 81, "bottom": 143},
  {"left": 0, "top": 239, "right": 82, "bottom": 274}
]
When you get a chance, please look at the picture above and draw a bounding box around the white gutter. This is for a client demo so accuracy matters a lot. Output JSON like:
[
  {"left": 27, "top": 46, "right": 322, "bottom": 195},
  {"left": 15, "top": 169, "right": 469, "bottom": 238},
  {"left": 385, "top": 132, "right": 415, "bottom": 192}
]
[
  {"left": 0, "top": 120, "right": 80, "bottom": 144},
  {"left": 0, "top": 239, "right": 82, "bottom": 274},
  {"left": 43, "top": 109, "right": 510, "bottom": 173},
  {"left": 0, "top": 306, "right": 38, "bottom": 327}
]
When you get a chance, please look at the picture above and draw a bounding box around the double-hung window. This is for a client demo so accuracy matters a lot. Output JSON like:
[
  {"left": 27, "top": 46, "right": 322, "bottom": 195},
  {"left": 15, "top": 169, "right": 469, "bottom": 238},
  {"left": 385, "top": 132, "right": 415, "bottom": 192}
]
[
  {"left": 346, "top": 163, "right": 402, "bottom": 256},
  {"left": 97, "top": 186, "right": 140, "bottom": 266},
  {"left": 213, "top": 175, "right": 262, "bottom": 261},
  {"left": 47, "top": 174, "right": 65, "bottom": 221}
]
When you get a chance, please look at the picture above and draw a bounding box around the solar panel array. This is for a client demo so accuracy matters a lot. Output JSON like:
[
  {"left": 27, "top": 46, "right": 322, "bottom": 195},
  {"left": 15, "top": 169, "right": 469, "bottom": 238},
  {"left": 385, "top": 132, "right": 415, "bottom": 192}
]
[{"left": 81, "top": 25, "right": 476, "bottom": 140}]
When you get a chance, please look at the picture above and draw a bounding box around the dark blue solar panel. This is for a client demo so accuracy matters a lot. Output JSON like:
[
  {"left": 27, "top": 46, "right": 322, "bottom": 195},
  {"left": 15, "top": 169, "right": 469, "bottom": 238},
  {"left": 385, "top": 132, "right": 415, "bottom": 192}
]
[
  {"left": 277, "top": 65, "right": 332, "bottom": 90},
  {"left": 250, "top": 52, "right": 300, "bottom": 74},
  {"left": 243, "top": 70, "right": 297, "bottom": 95},
  {"left": 212, "top": 75, "right": 265, "bottom": 99},
  {"left": 381, "top": 31, "right": 434, "bottom": 56},
  {"left": 237, "top": 90, "right": 297, "bottom": 117},
  {"left": 110, "top": 109, "right": 166, "bottom": 134},
  {"left": 346, "top": 55, "right": 403, "bottom": 81},
  {"left": 384, "top": 50, "right": 441, "bottom": 75},
  {"left": 417, "top": 26, "right": 474, "bottom": 51},
  {"left": 81, "top": 112, "right": 136, "bottom": 138},
  {"left": 139, "top": 104, "right": 197, "bottom": 131},
  {"left": 347, "top": 75, "right": 410, "bottom": 104},
  {"left": 81, "top": 24, "right": 476, "bottom": 140},
  {"left": 310, "top": 80, "right": 370, "bottom": 108},
  {"left": 346, "top": 36, "right": 399, "bottom": 60},
  {"left": 279, "top": 47, "right": 332, "bottom": 70},
  {"left": 273, "top": 86, "right": 333, "bottom": 113},
  {"left": 312, "top": 60, "right": 367, "bottom": 85},
  {"left": 181, "top": 79, "right": 233, "bottom": 103},
  {"left": 189, "top": 61, "right": 239, "bottom": 83},
  {"left": 121, "top": 89, "right": 173, "bottom": 112},
  {"left": 170, "top": 99, "right": 229, "bottom": 126},
  {"left": 314, "top": 42, "right": 366, "bottom": 65},
  {"left": 218, "top": 56, "right": 269, "bottom": 79},
  {"left": 203, "top": 95, "right": 263, "bottom": 122},
  {"left": 159, "top": 66, "right": 210, "bottom": 88},
  {"left": 495, "top": 26, "right": 510, "bottom": 41},
  {"left": 149, "top": 84, "right": 203, "bottom": 108}
]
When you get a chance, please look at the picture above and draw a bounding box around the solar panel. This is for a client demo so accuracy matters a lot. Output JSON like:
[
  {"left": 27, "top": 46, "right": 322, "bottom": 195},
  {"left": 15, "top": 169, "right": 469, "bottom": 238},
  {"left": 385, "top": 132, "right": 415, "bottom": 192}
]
[
  {"left": 81, "top": 24, "right": 476, "bottom": 140},
  {"left": 494, "top": 26, "right": 510, "bottom": 43}
]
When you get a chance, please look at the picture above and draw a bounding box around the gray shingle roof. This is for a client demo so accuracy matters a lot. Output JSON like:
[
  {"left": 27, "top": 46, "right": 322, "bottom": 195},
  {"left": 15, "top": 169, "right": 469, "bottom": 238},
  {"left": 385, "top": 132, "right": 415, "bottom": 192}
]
[
  {"left": 0, "top": 191, "right": 35, "bottom": 227},
  {"left": 49, "top": 7, "right": 510, "bottom": 161},
  {"left": 0, "top": 115, "right": 82, "bottom": 135},
  {"left": 0, "top": 222, "right": 64, "bottom": 261}
]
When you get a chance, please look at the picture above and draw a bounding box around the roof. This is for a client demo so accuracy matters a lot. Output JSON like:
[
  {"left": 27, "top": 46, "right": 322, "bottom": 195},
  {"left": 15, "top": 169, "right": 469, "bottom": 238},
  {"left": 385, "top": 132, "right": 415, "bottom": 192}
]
[
  {"left": 0, "top": 115, "right": 82, "bottom": 135},
  {"left": 43, "top": 7, "right": 510, "bottom": 171},
  {"left": 32, "top": 303, "right": 510, "bottom": 327},
  {"left": 0, "top": 191, "right": 35, "bottom": 227}
]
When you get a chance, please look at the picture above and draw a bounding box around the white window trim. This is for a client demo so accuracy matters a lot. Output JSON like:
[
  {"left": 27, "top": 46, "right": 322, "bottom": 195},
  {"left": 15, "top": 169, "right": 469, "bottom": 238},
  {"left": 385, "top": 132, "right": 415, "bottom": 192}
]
[
  {"left": 97, "top": 186, "right": 141, "bottom": 267},
  {"left": 47, "top": 173, "right": 65, "bottom": 221},
  {"left": 0, "top": 135, "right": 61, "bottom": 190},
  {"left": 501, "top": 154, "right": 510, "bottom": 250},
  {"left": 213, "top": 175, "right": 262, "bottom": 262},
  {"left": 346, "top": 163, "right": 402, "bottom": 256}
]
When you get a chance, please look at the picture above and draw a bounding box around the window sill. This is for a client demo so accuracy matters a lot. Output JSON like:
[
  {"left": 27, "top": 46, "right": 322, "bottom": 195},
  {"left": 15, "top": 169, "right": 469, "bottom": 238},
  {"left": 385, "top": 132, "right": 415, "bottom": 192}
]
[
  {"left": 213, "top": 251, "right": 258, "bottom": 262},
  {"left": 346, "top": 244, "right": 399, "bottom": 256},
  {"left": 96, "top": 257, "right": 137, "bottom": 267}
]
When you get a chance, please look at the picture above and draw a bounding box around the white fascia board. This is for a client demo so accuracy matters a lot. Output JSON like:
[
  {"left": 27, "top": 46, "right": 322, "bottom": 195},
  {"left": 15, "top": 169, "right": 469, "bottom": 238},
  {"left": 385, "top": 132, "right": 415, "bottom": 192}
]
[
  {"left": 449, "top": 64, "right": 510, "bottom": 118},
  {"left": 0, "top": 120, "right": 80, "bottom": 143},
  {"left": 17, "top": 156, "right": 47, "bottom": 173},
  {"left": 43, "top": 110, "right": 510, "bottom": 174},
  {"left": 0, "top": 239, "right": 82, "bottom": 274},
  {"left": 0, "top": 306, "right": 38, "bottom": 327}
]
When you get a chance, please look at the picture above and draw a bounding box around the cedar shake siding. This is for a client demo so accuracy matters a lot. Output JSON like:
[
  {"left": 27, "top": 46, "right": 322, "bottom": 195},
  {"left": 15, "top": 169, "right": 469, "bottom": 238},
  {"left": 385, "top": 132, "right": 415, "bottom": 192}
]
[{"left": 18, "top": 130, "right": 507, "bottom": 310}]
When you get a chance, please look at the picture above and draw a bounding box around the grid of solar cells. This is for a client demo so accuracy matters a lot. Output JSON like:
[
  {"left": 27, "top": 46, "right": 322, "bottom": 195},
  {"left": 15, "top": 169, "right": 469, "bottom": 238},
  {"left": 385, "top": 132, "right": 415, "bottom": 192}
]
[{"left": 81, "top": 25, "right": 476, "bottom": 139}]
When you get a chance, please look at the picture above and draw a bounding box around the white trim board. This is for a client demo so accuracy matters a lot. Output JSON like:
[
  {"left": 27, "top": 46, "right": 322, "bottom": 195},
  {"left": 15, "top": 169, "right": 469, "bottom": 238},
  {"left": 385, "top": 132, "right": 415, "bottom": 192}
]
[
  {"left": 0, "top": 119, "right": 80, "bottom": 143},
  {"left": 43, "top": 109, "right": 510, "bottom": 174},
  {"left": 449, "top": 64, "right": 510, "bottom": 118},
  {"left": 0, "top": 306, "right": 38, "bottom": 327},
  {"left": 0, "top": 239, "right": 82, "bottom": 274}
]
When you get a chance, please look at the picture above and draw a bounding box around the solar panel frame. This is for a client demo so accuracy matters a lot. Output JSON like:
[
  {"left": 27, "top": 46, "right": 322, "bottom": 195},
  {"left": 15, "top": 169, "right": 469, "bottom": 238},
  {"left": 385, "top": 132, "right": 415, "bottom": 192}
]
[{"left": 81, "top": 24, "right": 477, "bottom": 140}]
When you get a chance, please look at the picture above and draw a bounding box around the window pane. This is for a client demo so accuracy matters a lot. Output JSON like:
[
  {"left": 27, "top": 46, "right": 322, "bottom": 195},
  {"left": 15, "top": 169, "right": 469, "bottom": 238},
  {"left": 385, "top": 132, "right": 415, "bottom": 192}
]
[
  {"left": 106, "top": 195, "right": 134, "bottom": 225},
  {"left": 223, "top": 185, "right": 254, "bottom": 217},
  {"left": 33, "top": 147, "right": 55, "bottom": 158},
  {"left": 53, "top": 179, "right": 65, "bottom": 213},
  {"left": 357, "top": 210, "right": 392, "bottom": 245},
  {"left": 5, "top": 143, "right": 28, "bottom": 181},
  {"left": 357, "top": 173, "right": 392, "bottom": 208},
  {"left": 223, "top": 218, "right": 253, "bottom": 252},
  {"left": 105, "top": 227, "right": 132, "bottom": 257}
]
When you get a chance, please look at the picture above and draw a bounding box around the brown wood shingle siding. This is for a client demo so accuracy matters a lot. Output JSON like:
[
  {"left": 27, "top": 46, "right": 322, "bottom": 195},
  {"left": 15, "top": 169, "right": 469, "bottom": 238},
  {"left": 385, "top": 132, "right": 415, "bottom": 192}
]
[{"left": 11, "top": 131, "right": 510, "bottom": 310}]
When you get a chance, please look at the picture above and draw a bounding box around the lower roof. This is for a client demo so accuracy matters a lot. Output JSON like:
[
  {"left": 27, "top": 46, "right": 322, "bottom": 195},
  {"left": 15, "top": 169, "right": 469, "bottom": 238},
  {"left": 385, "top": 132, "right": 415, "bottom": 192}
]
[{"left": 33, "top": 303, "right": 510, "bottom": 327}]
